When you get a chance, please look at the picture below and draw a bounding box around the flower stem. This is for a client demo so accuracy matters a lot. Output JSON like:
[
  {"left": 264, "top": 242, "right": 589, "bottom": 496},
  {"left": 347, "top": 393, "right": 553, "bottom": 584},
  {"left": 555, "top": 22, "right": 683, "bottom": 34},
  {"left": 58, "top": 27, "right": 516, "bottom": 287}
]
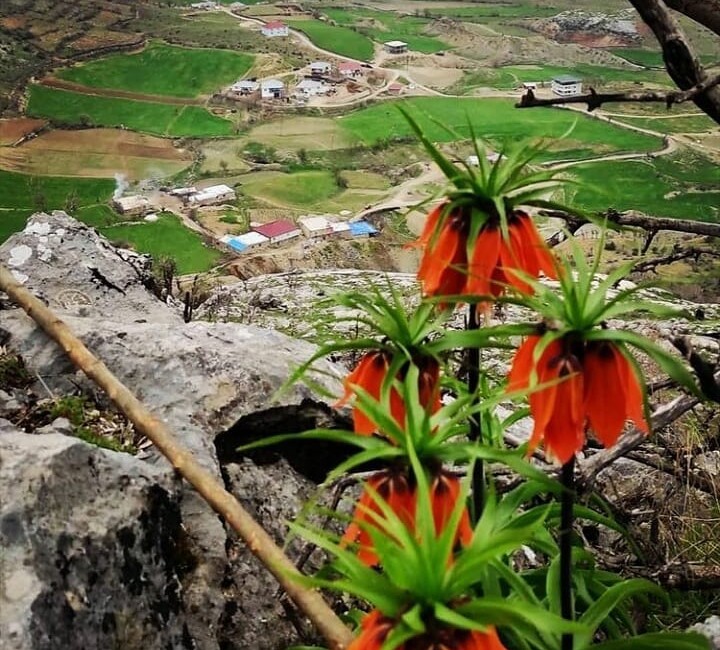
[
  {"left": 560, "top": 456, "right": 576, "bottom": 650},
  {"left": 467, "top": 303, "right": 484, "bottom": 522}
]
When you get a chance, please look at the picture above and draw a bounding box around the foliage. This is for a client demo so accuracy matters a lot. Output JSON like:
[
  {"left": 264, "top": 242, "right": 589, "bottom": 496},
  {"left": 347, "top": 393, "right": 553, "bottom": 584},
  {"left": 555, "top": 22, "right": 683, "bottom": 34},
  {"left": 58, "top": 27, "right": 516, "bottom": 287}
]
[
  {"left": 58, "top": 42, "right": 253, "bottom": 98},
  {"left": 26, "top": 85, "right": 235, "bottom": 137},
  {"left": 287, "top": 20, "right": 375, "bottom": 61}
]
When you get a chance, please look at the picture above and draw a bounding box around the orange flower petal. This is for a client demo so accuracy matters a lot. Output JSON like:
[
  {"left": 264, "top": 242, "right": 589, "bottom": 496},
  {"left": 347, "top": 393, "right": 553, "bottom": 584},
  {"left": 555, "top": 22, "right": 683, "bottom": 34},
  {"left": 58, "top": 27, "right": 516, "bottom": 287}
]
[
  {"left": 514, "top": 211, "right": 558, "bottom": 279},
  {"left": 466, "top": 225, "right": 501, "bottom": 297},
  {"left": 507, "top": 335, "right": 540, "bottom": 393},
  {"left": 542, "top": 371, "right": 585, "bottom": 464},
  {"left": 527, "top": 339, "right": 562, "bottom": 453},
  {"left": 584, "top": 343, "right": 629, "bottom": 448},
  {"left": 419, "top": 217, "right": 466, "bottom": 296},
  {"left": 430, "top": 472, "right": 473, "bottom": 547},
  {"left": 618, "top": 348, "right": 649, "bottom": 434},
  {"left": 348, "top": 610, "right": 394, "bottom": 650},
  {"left": 499, "top": 220, "right": 533, "bottom": 295}
]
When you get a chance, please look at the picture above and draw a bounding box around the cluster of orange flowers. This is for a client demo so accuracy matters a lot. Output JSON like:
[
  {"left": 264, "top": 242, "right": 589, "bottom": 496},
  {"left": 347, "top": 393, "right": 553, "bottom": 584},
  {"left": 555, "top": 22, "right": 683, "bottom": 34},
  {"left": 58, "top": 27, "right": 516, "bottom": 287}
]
[{"left": 336, "top": 202, "right": 649, "bottom": 649}]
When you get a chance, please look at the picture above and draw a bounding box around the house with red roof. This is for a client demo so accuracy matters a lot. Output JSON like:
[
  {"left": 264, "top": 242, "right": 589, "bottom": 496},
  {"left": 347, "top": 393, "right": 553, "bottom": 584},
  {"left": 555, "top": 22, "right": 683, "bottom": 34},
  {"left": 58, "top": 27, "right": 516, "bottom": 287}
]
[
  {"left": 251, "top": 219, "right": 301, "bottom": 244},
  {"left": 261, "top": 21, "right": 288, "bottom": 37},
  {"left": 338, "top": 62, "right": 363, "bottom": 77}
]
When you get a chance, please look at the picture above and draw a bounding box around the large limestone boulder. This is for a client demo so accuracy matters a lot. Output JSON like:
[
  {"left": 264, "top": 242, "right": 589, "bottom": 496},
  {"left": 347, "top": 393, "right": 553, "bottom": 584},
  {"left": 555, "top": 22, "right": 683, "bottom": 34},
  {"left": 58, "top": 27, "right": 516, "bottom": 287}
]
[
  {"left": 0, "top": 423, "right": 188, "bottom": 650},
  {"left": 0, "top": 212, "right": 346, "bottom": 650}
]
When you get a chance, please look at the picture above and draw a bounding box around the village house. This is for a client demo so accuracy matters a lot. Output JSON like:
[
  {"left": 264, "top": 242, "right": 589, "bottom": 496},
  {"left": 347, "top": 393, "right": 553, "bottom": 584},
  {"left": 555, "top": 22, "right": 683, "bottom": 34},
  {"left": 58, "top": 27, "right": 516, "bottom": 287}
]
[
  {"left": 299, "top": 215, "right": 333, "bottom": 238},
  {"left": 112, "top": 195, "right": 151, "bottom": 217},
  {"left": 387, "top": 82, "right": 404, "bottom": 95},
  {"left": 189, "top": 184, "right": 236, "bottom": 207},
  {"left": 252, "top": 220, "right": 302, "bottom": 244},
  {"left": 169, "top": 186, "right": 197, "bottom": 200},
  {"left": 338, "top": 62, "right": 363, "bottom": 77},
  {"left": 190, "top": 1, "right": 218, "bottom": 10},
  {"left": 349, "top": 221, "right": 378, "bottom": 238},
  {"left": 551, "top": 75, "right": 583, "bottom": 96},
  {"left": 261, "top": 79, "right": 285, "bottom": 99},
  {"left": 295, "top": 78, "right": 329, "bottom": 97},
  {"left": 230, "top": 80, "right": 259, "bottom": 95},
  {"left": 330, "top": 222, "right": 351, "bottom": 238},
  {"left": 384, "top": 40, "right": 408, "bottom": 54},
  {"left": 522, "top": 81, "right": 538, "bottom": 91},
  {"left": 221, "top": 231, "right": 269, "bottom": 253},
  {"left": 309, "top": 61, "right": 332, "bottom": 77},
  {"left": 261, "top": 21, "right": 289, "bottom": 37},
  {"left": 465, "top": 151, "right": 501, "bottom": 167},
  {"left": 229, "top": 2, "right": 246, "bottom": 11}
]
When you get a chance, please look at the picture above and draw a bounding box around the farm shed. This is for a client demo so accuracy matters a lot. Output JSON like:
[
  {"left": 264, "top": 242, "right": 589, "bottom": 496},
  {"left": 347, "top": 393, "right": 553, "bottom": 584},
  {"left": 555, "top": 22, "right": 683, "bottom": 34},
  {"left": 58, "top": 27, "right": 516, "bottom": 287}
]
[
  {"left": 261, "top": 79, "right": 285, "bottom": 99},
  {"left": 349, "top": 221, "right": 378, "bottom": 238},
  {"left": 295, "top": 79, "right": 329, "bottom": 97},
  {"left": 551, "top": 75, "right": 582, "bottom": 97},
  {"left": 299, "top": 215, "right": 333, "bottom": 238},
  {"left": 310, "top": 61, "right": 332, "bottom": 76},
  {"left": 113, "top": 195, "right": 151, "bottom": 217},
  {"left": 189, "top": 184, "right": 236, "bottom": 206},
  {"left": 465, "top": 151, "right": 501, "bottom": 167},
  {"left": 384, "top": 40, "right": 408, "bottom": 54},
  {"left": 338, "top": 62, "right": 362, "bottom": 77},
  {"left": 252, "top": 220, "right": 301, "bottom": 244},
  {"left": 262, "top": 21, "right": 289, "bottom": 37},
  {"left": 387, "top": 83, "right": 404, "bottom": 95},
  {"left": 231, "top": 80, "right": 259, "bottom": 95},
  {"left": 330, "top": 222, "right": 351, "bottom": 238}
]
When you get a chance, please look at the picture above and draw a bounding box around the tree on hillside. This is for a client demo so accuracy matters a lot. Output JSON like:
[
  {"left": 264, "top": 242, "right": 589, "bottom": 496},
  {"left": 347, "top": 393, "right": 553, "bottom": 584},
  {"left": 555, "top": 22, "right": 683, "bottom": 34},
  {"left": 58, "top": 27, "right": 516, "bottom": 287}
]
[{"left": 520, "top": 0, "right": 720, "bottom": 124}]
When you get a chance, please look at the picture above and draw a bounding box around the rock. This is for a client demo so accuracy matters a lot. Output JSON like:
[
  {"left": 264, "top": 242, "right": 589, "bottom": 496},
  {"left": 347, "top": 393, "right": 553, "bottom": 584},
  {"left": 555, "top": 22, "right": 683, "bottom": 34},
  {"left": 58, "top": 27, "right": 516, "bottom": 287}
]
[
  {"left": 0, "top": 424, "right": 191, "bottom": 650},
  {"left": 0, "top": 389, "right": 22, "bottom": 414},
  {"left": 691, "top": 615, "right": 720, "bottom": 649},
  {"left": 35, "top": 417, "right": 74, "bottom": 437},
  {"left": 0, "top": 211, "right": 175, "bottom": 324},
  {"left": 0, "top": 213, "right": 345, "bottom": 650}
]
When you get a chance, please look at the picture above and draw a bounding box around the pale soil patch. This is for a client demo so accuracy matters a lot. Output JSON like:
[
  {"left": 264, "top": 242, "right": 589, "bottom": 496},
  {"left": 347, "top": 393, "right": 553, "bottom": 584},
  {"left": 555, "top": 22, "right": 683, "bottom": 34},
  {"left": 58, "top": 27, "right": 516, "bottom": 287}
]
[
  {"left": 405, "top": 65, "right": 463, "bottom": 88},
  {"left": 341, "top": 170, "right": 390, "bottom": 190},
  {"left": 240, "top": 117, "right": 358, "bottom": 152},
  {"left": 0, "top": 118, "right": 46, "bottom": 146},
  {"left": 199, "top": 140, "right": 252, "bottom": 175},
  {"left": 0, "top": 128, "right": 192, "bottom": 180}
]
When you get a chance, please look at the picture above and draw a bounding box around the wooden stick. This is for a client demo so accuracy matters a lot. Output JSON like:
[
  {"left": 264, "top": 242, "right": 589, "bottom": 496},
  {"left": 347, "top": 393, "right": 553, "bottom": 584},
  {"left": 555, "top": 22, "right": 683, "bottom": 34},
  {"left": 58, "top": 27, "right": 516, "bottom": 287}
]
[{"left": 0, "top": 264, "right": 353, "bottom": 650}]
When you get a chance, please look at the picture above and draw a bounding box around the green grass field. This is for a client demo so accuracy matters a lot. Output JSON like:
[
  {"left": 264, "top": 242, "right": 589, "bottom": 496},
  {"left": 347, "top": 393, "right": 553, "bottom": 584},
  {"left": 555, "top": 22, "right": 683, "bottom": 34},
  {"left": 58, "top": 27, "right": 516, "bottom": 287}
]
[
  {"left": 58, "top": 43, "right": 254, "bottom": 98},
  {"left": 610, "top": 114, "right": 717, "bottom": 134},
  {"left": 0, "top": 169, "right": 114, "bottom": 242},
  {"left": 101, "top": 213, "right": 222, "bottom": 274},
  {"left": 569, "top": 153, "right": 720, "bottom": 221},
  {"left": 610, "top": 47, "right": 719, "bottom": 68},
  {"left": 241, "top": 170, "right": 341, "bottom": 207},
  {"left": 27, "top": 86, "right": 235, "bottom": 137},
  {"left": 286, "top": 20, "right": 375, "bottom": 60},
  {"left": 322, "top": 8, "right": 448, "bottom": 54},
  {"left": 458, "top": 64, "right": 671, "bottom": 93},
  {"left": 339, "top": 98, "right": 662, "bottom": 159}
]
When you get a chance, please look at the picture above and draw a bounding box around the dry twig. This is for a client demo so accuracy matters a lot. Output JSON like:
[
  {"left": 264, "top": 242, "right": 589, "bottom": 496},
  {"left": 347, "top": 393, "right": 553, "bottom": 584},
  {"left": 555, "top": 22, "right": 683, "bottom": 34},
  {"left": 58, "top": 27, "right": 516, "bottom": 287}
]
[{"left": 0, "top": 264, "right": 353, "bottom": 650}]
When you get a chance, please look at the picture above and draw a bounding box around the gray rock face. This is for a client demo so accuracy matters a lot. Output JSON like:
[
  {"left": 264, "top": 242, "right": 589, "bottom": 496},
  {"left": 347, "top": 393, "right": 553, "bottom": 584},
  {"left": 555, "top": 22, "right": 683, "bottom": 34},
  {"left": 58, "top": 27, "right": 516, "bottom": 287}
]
[
  {"left": 692, "top": 616, "right": 720, "bottom": 650},
  {"left": 0, "top": 213, "right": 346, "bottom": 650},
  {"left": 0, "top": 424, "right": 189, "bottom": 650}
]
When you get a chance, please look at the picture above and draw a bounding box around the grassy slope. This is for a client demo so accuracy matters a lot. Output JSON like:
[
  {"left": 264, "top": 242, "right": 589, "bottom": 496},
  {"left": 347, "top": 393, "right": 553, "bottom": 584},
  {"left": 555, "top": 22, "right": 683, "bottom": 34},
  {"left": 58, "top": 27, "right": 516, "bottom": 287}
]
[
  {"left": 58, "top": 42, "right": 254, "bottom": 98},
  {"left": 241, "top": 170, "right": 340, "bottom": 207},
  {"left": 340, "top": 97, "right": 662, "bottom": 158},
  {"left": 0, "top": 169, "right": 114, "bottom": 242},
  {"left": 101, "top": 213, "right": 222, "bottom": 274},
  {"left": 27, "top": 85, "right": 235, "bottom": 137},
  {"left": 287, "top": 20, "right": 374, "bottom": 60},
  {"left": 610, "top": 114, "right": 717, "bottom": 134}
]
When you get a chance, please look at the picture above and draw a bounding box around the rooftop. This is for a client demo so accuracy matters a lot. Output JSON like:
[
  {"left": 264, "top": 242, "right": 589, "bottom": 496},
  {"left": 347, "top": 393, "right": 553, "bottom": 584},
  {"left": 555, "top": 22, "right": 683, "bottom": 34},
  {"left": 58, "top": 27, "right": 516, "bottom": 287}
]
[
  {"left": 385, "top": 40, "right": 408, "bottom": 47},
  {"left": 299, "top": 215, "right": 331, "bottom": 231},
  {"left": 235, "top": 231, "right": 268, "bottom": 246},
  {"left": 262, "top": 79, "right": 284, "bottom": 88},
  {"left": 349, "top": 221, "right": 378, "bottom": 237},
  {"left": 553, "top": 74, "right": 582, "bottom": 84},
  {"left": 264, "top": 21, "right": 286, "bottom": 29},
  {"left": 252, "top": 220, "right": 299, "bottom": 238}
]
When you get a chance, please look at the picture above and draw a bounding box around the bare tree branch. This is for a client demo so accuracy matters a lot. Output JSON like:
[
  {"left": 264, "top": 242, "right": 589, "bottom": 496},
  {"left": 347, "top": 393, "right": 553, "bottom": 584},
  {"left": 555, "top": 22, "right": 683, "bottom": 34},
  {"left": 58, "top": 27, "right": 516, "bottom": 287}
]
[
  {"left": 664, "top": 0, "right": 720, "bottom": 38},
  {"left": 516, "top": 73, "right": 720, "bottom": 115},
  {"left": 578, "top": 392, "right": 701, "bottom": 488},
  {"left": 543, "top": 208, "right": 720, "bottom": 239},
  {"left": 632, "top": 247, "right": 718, "bottom": 272},
  {"left": 628, "top": 0, "right": 720, "bottom": 122}
]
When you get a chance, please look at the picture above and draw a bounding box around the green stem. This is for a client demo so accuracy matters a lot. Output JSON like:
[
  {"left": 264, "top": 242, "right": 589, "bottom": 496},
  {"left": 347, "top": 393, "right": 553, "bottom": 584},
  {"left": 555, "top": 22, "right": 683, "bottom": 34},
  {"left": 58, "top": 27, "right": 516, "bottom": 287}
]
[
  {"left": 560, "top": 457, "right": 576, "bottom": 650},
  {"left": 467, "top": 303, "right": 484, "bottom": 522}
]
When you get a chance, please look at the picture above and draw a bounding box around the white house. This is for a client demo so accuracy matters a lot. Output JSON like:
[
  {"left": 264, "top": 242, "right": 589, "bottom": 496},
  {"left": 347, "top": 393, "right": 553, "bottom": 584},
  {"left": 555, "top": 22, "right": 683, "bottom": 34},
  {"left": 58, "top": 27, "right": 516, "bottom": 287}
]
[
  {"left": 230, "top": 79, "right": 259, "bottom": 95},
  {"left": 113, "top": 195, "right": 151, "bottom": 217},
  {"left": 190, "top": 1, "right": 218, "bottom": 9},
  {"left": 261, "top": 79, "right": 285, "bottom": 99},
  {"left": 551, "top": 75, "right": 582, "bottom": 97},
  {"left": 299, "top": 215, "right": 333, "bottom": 238},
  {"left": 522, "top": 81, "right": 538, "bottom": 90},
  {"left": 465, "top": 151, "right": 501, "bottom": 167},
  {"left": 330, "top": 221, "right": 351, "bottom": 238},
  {"left": 234, "top": 231, "right": 269, "bottom": 248},
  {"left": 295, "top": 79, "right": 329, "bottom": 97},
  {"left": 261, "top": 21, "right": 289, "bottom": 37},
  {"left": 384, "top": 40, "right": 408, "bottom": 54},
  {"left": 189, "top": 184, "right": 236, "bottom": 206},
  {"left": 169, "top": 186, "right": 196, "bottom": 198},
  {"left": 310, "top": 61, "right": 332, "bottom": 76}
]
